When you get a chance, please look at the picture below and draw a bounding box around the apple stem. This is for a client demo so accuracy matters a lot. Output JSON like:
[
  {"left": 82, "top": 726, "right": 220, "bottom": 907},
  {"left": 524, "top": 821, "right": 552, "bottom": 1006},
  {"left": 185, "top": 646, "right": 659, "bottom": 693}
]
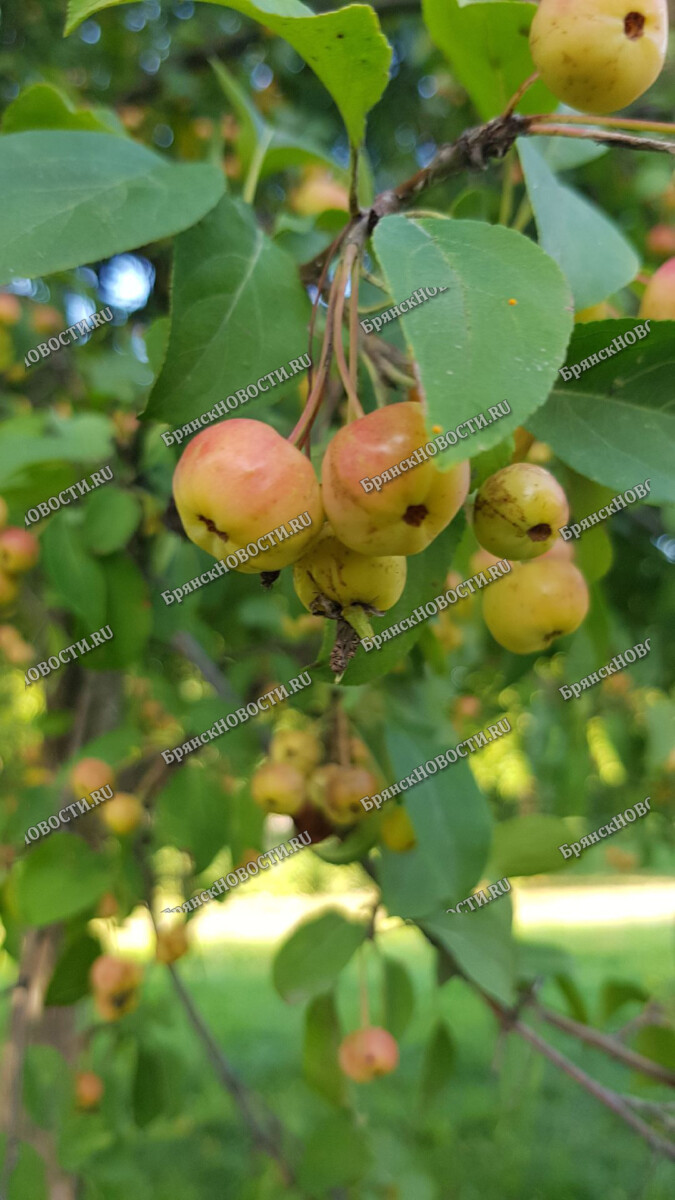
[
  {"left": 503, "top": 71, "right": 540, "bottom": 117},
  {"left": 333, "top": 246, "right": 365, "bottom": 421},
  {"left": 358, "top": 944, "right": 371, "bottom": 1028}
]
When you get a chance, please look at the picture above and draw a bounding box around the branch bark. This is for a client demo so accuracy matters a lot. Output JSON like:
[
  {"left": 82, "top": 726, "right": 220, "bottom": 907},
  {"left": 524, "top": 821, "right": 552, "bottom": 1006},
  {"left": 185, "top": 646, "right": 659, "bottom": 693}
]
[{"left": 534, "top": 1004, "right": 675, "bottom": 1089}]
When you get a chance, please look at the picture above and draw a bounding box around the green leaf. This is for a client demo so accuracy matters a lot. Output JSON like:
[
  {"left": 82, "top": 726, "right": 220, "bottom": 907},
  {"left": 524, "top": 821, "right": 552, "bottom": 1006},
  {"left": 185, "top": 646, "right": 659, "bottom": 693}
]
[
  {"left": 601, "top": 979, "right": 648, "bottom": 1023},
  {"left": 528, "top": 319, "right": 675, "bottom": 503},
  {"left": 66, "top": 1, "right": 392, "bottom": 147},
  {"left": 132, "top": 1047, "right": 175, "bottom": 1128},
  {"left": 298, "top": 1112, "right": 371, "bottom": 1192},
  {"left": 302, "top": 991, "right": 346, "bottom": 1106},
  {"left": 0, "top": 132, "right": 225, "bottom": 285},
  {"left": 381, "top": 955, "right": 415, "bottom": 1040},
  {"left": 422, "top": 897, "right": 516, "bottom": 1006},
  {"left": 488, "top": 814, "right": 572, "bottom": 878},
  {"left": 373, "top": 216, "right": 573, "bottom": 465},
  {"left": 145, "top": 196, "right": 312, "bottom": 426},
  {"left": 564, "top": 471, "right": 614, "bottom": 584},
  {"left": 2, "top": 83, "right": 120, "bottom": 135},
  {"left": 23, "top": 1046, "right": 71, "bottom": 1130},
  {"left": 42, "top": 520, "right": 107, "bottom": 629},
  {"left": 92, "top": 554, "right": 152, "bottom": 670},
  {"left": 0, "top": 1139, "right": 47, "bottom": 1200},
  {"left": 0, "top": 414, "right": 113, "bottom": 493},
  {"left": 81, "top": 487, "right": 142, "bottom": 556},
  {"left": 332, "top": 512, "right": 465, "bottom": 687},
  {"left": 553, "top": 973, "right": 589, "bottom": 1025},
  {"left": 470, "top": 435, "right": 515, "bottom": 491},
  {"left": 518, "top": 139, "right": 639, "bottom": 311},
  {"left": 273, "top": 909, "right": 368, "bottom": 1005},
  {"left": 422, "top": 0, "right": 556, "bottom": 119},
  {"left": 154, "top": 764, "right": 229, "bottom": 875},
  {"left": 633, "top": 1026, "right": 675, "bottom": 1078},
  {"left": 419, "top": 1019, "right": 455, "bottom": 1107},
  {"left": 376, "top": 723, "right": 492, "bottom": 920},
  {"left": 15, "top": 834, "right": 110, "bottom": 926},
  {"left": 45, "top": 930, "right": 101, "bottom": 1006}
]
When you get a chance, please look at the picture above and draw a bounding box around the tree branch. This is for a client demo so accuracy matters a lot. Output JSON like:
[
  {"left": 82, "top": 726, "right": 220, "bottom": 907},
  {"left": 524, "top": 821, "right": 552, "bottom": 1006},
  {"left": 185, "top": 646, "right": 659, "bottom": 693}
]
[{"left": 534, "top": 1004, "right": 675, "bottom": 1089}]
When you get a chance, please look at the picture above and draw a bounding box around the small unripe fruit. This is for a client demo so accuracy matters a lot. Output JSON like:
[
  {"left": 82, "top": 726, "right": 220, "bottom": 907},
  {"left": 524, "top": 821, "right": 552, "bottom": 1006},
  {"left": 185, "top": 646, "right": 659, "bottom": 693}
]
[
  {"left": 172, "top": 420, "right": 323, "bottom": 573},
  {"left": 269, "top": 728, "right": 322, "bottom": 776},
  {"left": 530, "top": 0, "right": 668, "bottom": 115},
  {"left": 293, "top": 527, "right": 406, "bottom": 615},
  {"left": 639, "top": 258, "right": 675, "bottom": 321},
  {"left": 0, "top": 624, "right": 33, "bottom": 664},
  {"left": 473, "top": 464, "right": 569, "bottom": 561},
  {"left": 155, "top": 925, "right": 189, "bottom": 964},
  {"left": 321, "top": 765, "right": 377, "bottom": 827},
  {"left": 75, "top": 1071, "right": 104, "bottom": 1110},
  {"left": 338, "top": 1027, "right": 399, "bottom": 1082},
  {"left": 575, "top": 302, "right": 613, "bottom": 323},
  {"left": 322, "top": 403, "right": 470, "bottom": 557},
  {"left": 99, "top": 792, "right": 143, "bottom": 836},
  {"left": 482, "top": 559, "right": 589, "bottom": 654},
  {"left": 0, "top": 528, "right": 39, "bottom": 574},
  {"left": 70, "top": 757, "right": 115, "bottom": 798},
  {"left": 380, "top": 806, "right": 417, "bottom": 852},
  {"left": 0, "top": 570, "right": 18, "bottom": 608},
  {"left": 289, "top": 167, "right": 349, "bottom": 216},
  {"left": 90, "top": 956, "right": 142, "bottom": 1021},
  {"left": 251, "top": 760, "right": 306, "bottom": 815},
  {"left": 646, "top": 224, "right": 675, "bottom": 259},
  {"left": 0, "top": 294, "right": 21, "bottom": 325}
]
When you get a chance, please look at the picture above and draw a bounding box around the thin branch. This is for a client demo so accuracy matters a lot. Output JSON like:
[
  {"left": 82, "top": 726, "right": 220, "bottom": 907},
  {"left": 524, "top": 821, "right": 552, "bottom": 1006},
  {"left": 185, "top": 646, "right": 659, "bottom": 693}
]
[
  {"left": 527, "top": 123, "right": 675, "bottom": 155},
  {"left": 503, "top": 70, "right": 540, "bottom": 117},
  {"left": 482, "top": 996, "right": 675, "bottom": 1163},
  {"left": 622, "top": 1096, "right": 675, "bottom": 1137},
  {"left": 532, "top": 112, "right": 675, "bottom": 136},
  {"left": 535, "top": 1004, "right": 675, "bottom": 1089},
  {"left": 167, "top": 963, "right": 297, "bottom": 1185}
]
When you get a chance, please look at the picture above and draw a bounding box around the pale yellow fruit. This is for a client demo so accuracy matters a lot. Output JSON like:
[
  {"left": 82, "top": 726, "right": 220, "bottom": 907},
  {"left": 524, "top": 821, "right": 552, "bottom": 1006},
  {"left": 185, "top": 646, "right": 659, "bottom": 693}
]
[
  {"left": 482, "top": 559, "right": 589, "bottom": 654},
  {"left": 293, "top": 526, "right": 406, "bottom": 615},
  {"left": 530, "top": 0, "right": 668, "bottom": 115}
]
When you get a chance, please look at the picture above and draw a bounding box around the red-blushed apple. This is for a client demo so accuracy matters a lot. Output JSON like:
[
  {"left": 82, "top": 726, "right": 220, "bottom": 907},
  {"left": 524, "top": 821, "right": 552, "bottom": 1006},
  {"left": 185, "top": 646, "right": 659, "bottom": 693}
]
[
  {"left": 318, "top": 764, "right": 378, "bottom": 827},
  {"left": 0, "top": 528, "right": 39, "bottom": 574},
  {"left": 322, "top": 403, "right": 470, "bottom": 557},
  {"left": 172, "top": 420, "right": 323, "bottom": 573},
  {"left": 90, "top": 956, "right": 143, "bottom": 1021},
  {"left": 338, "top": 1027, "right": 399, "bottom": 1082},
  {"left": 639, "top": 258, "right": 675, "bottom": 320},
  {"left": 70, "top": 757, "right": 115, "bottom": 798},
  {"left": 530, "top": 0, "right": 668, "bottom": 115}
]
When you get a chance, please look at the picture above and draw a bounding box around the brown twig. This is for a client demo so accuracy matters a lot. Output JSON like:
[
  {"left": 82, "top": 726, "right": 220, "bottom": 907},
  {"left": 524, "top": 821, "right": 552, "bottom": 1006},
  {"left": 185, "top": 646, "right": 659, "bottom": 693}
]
[
  {"left": 527, "top": 123, "right": 675, "bottom": 155},
  {"left": 534, "top": 1004, "right": 675, "bottom": 1089}
]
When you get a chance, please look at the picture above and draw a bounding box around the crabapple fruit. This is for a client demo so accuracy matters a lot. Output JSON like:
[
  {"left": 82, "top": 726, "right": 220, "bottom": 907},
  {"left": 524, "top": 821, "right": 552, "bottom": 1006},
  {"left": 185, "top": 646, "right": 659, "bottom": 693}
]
[
  {"left": 293, "top": 527, "right": 406, "bottom": 616},
  {"left": 0, "top": 624, "right": 33, "bottom": 664},
  {"left": 0, "top": 497, "right": 7, "bottom": 529},
  {"left": 98, "top": 792, "right": 143, "bottom": 836},
  {"left": 75, "top": 1071, "right": 104, "bottom": 1110},
  {"left": 90, "top": 956, "right": 142, "bottom": 1021},
  {"left": 251, "top": 760, "right": 306, "bottom": 815},
  {"left": 322, "top": 403, "right": 470, "bottom": 556},
  {"left": 269, "top": 728, "right": 322, "bottom": 776},
  {"left": 639, "top": 257, "right": 675, "bottom": 320},
  {"left": 0, "top": 528, "right": 39, "bottom": 574},
  {"left": 646, "top": 225, "right": 675, "bottom": 258},
  {"left": 155, "top": 925, "right": 189, "bottom": 964},
  {"left": 289, "top": 167, "right": 349, "bottom": 215},
  {"left": 473, "top": 464, "right": 569, "bottom": 561},
  {"left": 380, "top": 805, "right": 417, "bottom": 852},
  {"left": 173, "top": 420, "right": 323, "bottom": 573},
  {"left": 529, "top": 0, "right": 668, "bottom": 115},
  {"left": 320, "top": 764, "right": 378, "bottom": 827},
  {"left": 70, "top": 757, "right": 115, "bottom": 798},
  {"left": 482, "top": 559, "right": 589, "bottom": 654},
  {"left": 338, "top": 1027, "right": 399, "bottom": 1082}
]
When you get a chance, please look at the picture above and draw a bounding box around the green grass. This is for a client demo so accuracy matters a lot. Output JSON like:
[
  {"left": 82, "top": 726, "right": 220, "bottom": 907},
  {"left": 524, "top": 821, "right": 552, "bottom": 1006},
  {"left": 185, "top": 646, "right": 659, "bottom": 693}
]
[{"left": 3, "top": 920, "right": 674, "bottom": 1199}]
